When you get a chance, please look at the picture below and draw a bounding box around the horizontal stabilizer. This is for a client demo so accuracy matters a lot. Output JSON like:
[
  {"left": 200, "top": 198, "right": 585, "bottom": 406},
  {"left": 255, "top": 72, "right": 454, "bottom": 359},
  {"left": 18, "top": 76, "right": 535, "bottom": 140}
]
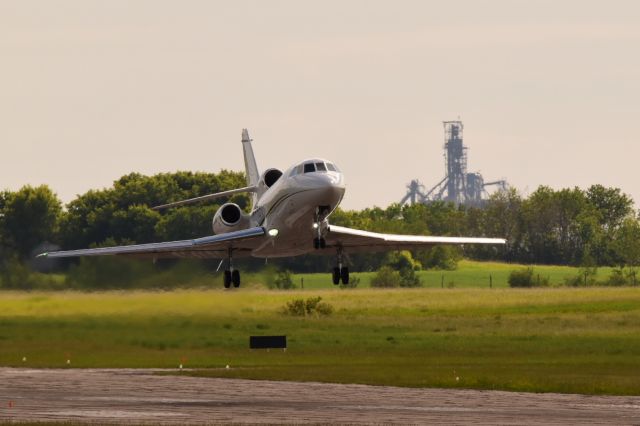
[{"left": 152, "top": 186, "right": 257, "bottom": 210}]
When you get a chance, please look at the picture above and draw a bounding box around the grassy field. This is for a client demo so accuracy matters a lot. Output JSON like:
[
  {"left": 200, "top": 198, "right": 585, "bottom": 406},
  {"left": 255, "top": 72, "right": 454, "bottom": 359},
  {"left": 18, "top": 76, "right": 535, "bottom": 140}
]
[
  {"left": 21, "top": 259, "right": 616, "bottom": 290},
  {"left": 292, "top": 260, "right": 615, "bottom": 289},
  {"left": 1, "top": 287, "right": 639, "bottom": 395}
]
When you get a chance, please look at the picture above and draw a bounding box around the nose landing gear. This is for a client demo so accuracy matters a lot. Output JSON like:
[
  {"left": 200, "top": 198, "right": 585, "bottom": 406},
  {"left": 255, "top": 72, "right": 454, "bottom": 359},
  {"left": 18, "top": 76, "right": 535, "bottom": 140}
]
[
  {"left": 312, "top": 206, "right": 330, "bottom": 249},
  {"left": 313, "top": 237, "right": 326, "bottom": 249}
]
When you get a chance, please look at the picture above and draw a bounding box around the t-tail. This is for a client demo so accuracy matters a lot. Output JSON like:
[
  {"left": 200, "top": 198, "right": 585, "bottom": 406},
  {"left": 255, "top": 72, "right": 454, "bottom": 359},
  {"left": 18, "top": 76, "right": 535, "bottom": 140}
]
[{"left": 241, "top": 128, "right": 260, "bottom": 208}]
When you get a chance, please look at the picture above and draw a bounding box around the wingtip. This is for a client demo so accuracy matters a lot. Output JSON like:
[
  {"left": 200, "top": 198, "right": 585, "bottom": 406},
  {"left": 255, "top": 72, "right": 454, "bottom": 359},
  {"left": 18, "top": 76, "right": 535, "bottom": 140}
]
[{"left": 36, "top": 252, "right": 49, "bottom": 258}]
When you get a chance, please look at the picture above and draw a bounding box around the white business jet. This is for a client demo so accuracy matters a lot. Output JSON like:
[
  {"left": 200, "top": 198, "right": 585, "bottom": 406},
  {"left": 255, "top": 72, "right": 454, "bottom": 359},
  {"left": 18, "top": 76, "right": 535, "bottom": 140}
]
[{"left": 40, "top": 129, "right": 505, "bottom": 287}]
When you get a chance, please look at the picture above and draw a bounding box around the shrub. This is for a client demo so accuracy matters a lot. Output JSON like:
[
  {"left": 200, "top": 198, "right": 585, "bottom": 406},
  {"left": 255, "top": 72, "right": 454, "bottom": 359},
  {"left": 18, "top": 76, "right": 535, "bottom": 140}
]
[
  {"left": 0, "top": 257, "right": 63, "bottom": 290},
  {"left": 274, "top": 269, "right": 295, "bottom": 289},
  {"left": 607, "top": 267, "right": 638, "bottom": 286},
  {"left": 266, "top": 268, "right": 296, "bottom": 290},
  {"left": 508, "top": 267, "right": 551, "bottom": 288},
  {"left": 399, "top": 267, "right": 421, "bottom": 287},
  {"left": 386, "top": 251, "right": 422, "bottom": 272},
  {"left": 370, "top": 266, "right": 401, "bottom": 288},
  {"left": 66, "top": 256, "right": 154, "bottom": 289},
  {"left": 283, "top": 296, "right": 333, "bottom": 317},
  {"left": 315, "top": 301, "right": 334, "bottom": 316},
  {"left": 607, "top": 268, "right": 627, "bottom": 286},
  {"left": 284, "top": 298, "right": 306, "bottom": 316},
  {"left": 564, "top": 266, "right": 598, "bottom": 287},
  {"left": 420, "top": 246, "right": 460, "bottom": 270},
  {"left": 379, "top": 251, "right": 422, "bottom": 287},
  {"left": 340, "top": 275, "right": 360, "bottom": 289},
  {"left": 508, "top": 267, "right": 534, "bottom": 287}
]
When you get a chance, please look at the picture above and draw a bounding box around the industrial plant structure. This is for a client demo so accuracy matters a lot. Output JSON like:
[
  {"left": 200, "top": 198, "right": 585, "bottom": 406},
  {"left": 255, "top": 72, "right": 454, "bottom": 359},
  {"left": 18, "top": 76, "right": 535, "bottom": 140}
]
[{"left": 401, "top": 121, "right": 507, "bottom": 206}]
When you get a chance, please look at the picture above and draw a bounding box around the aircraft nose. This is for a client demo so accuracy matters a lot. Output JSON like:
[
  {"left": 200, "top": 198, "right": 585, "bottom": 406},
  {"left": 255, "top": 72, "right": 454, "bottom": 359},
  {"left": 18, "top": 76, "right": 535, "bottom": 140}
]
[
  {"left": 314, "top": 171, "right": 343, "bottom": 186},
  {"left": 314, "top": 172, "right": 345, "bottom": 199}
]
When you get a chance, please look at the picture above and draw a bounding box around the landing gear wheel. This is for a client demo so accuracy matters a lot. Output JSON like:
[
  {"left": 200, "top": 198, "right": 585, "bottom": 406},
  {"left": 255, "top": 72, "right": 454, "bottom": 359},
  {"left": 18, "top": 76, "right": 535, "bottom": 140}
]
[
  {"left": 332, "top": 267, "right": 341, "bottom": 285},
  {"left": 224, "top": 247, "right": 240, "bottom": 289},
  {"left": 313, "top": 238, "right": 326, "bottom": 249},
  {"left": 340, "top": 266, "right": 350, "bottom": 285},
  {"left": 332, "top": 246, "right": 348, "bottom": 285},
  {"left": 232, "top": 270, "right": 240, "bottom": 288},
  {"left": 223, "top": 270, "right": 232, "bottom": 289}
]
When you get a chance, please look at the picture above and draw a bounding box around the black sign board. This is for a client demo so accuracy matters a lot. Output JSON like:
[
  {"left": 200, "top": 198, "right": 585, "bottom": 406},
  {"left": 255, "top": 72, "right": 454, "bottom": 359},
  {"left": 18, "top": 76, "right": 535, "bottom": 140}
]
[{"left": 250, "top": 335, "right": 287, "bottom": 349}]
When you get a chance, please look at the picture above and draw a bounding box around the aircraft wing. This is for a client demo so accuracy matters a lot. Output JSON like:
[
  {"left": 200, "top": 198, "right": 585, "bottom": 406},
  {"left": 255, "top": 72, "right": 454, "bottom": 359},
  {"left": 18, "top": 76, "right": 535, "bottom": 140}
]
[
  {"left": 38, "top": 227, "right": 266, "bottom": 259},
  {"left": 324, "top": 225, "right": 505, "bottom": 253}
]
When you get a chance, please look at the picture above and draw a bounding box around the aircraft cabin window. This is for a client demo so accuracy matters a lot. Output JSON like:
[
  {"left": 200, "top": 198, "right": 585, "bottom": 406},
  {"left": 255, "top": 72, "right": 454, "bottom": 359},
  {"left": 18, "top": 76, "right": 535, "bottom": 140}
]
[
  {"left": 289, "top": 167, "right": 299, "bottom": 177},
  {"left": 303, "top": 163, "right": 316, "bottom": 173},
  {"left": 326, "top": 163, "right": 337, "bottom": 172},
  {"left": 315, "top": 162, "right": 327, "bottom": 172}
]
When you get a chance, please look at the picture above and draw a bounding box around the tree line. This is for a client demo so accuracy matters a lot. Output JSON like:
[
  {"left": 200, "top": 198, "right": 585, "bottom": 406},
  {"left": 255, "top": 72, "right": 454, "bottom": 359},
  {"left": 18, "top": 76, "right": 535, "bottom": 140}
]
[{"left": 1, "top": 170, "right": 640, "bottom": 287}]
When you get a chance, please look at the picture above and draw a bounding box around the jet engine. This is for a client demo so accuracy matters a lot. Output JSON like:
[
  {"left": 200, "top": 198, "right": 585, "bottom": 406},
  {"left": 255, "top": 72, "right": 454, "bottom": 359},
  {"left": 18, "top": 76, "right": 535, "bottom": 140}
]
[
  {"left": 254, "top": 168, "right": 283, "bottom": 199},
  {"left": 261, "top": 168, "right": 283, "bottom": 188},
  {"left": 212, "top": 203, "right": 250, "bottom": 234}
]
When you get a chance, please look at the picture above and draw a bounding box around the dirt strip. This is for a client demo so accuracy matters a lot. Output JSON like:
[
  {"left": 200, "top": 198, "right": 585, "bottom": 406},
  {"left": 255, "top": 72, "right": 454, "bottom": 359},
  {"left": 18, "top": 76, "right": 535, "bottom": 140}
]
[{"left": 0, "top": 368, "right": 639, "bottom": 425}]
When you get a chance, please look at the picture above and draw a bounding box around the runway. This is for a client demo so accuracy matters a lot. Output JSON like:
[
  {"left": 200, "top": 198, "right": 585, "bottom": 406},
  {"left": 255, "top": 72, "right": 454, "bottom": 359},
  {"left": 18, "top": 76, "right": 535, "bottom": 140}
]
[{"left": 1, "top": 368, "right": 639, "bottom": 425}]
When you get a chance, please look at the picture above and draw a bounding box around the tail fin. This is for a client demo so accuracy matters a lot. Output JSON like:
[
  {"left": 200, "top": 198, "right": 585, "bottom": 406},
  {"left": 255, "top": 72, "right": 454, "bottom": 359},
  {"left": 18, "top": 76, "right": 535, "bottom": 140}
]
[{"left": 241, "top": 129, "right": 260, "bottom": 207}]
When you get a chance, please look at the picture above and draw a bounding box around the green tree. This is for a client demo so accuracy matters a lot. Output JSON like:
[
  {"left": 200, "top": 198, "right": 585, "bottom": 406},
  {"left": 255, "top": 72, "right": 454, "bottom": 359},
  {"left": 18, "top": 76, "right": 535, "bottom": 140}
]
[
  {"left": 611, "top": 218, "right": 640, "bottom": 268},
  {"left": 586, "top": 185, "right": 634, "bottom": 232},
  {"left": 1, "top": 185, "right": 62, "bottom": 259},
  {"left": 59, "top": 188, "right": 116, "bottom": 249},
  {"left": 419, "top": 245, "right": 460, "bottom": 270},
  {"left": 109, "top": 205, "right": 161, "bottom": 244},
  {"left": 585, "top": 185, "right": 634, "bottom": 264},
  {"left": 155, "top": 205, "right": 219, "bottom": 241},
  {"left": 467, "top": 188, "right": 522, "bottom": 261},
  {"left": 59, "top": 170, "right": 248, "bottom": 250},
  {"left": 520, "top": 186, "right": 595, "bottom": 265},
  {"left": 0, "top": 190, "right": 9, "bottom": 254}
]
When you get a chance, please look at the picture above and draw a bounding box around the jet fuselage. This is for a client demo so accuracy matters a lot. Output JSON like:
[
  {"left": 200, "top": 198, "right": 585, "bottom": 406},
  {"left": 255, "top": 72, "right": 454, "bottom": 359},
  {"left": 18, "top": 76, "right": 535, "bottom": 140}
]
[{"left": 249, "top": 158, "right": 345, "bottom": 257}]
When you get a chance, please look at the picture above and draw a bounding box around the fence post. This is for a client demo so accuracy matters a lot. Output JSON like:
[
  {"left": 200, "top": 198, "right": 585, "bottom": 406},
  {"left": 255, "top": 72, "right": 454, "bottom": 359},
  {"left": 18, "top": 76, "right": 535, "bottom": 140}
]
[
  {"left": 441, "top": 275, "right": 444, "bottom": 289},
  {"left": 489, "top": 274, "right": 492, "bottom": 288},
  {"left": 301, "top": 277, "right": 304, "bottom": 289}
]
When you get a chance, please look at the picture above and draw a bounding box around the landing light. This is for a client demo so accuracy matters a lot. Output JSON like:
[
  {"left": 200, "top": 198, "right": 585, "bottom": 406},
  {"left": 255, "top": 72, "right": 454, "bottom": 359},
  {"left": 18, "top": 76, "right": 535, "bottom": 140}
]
[
  {"left": 268, "top": 229, "right": 279, "bottom": 237},
  {"left": 312, "top": 223, "right": 319, "bottom": 229}
]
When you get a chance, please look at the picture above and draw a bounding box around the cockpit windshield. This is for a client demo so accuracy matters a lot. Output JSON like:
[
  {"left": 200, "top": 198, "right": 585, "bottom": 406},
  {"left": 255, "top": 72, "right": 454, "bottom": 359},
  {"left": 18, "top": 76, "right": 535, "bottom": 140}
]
[{"left": 290, "top": 161, "right": 340, "bottom": 177}]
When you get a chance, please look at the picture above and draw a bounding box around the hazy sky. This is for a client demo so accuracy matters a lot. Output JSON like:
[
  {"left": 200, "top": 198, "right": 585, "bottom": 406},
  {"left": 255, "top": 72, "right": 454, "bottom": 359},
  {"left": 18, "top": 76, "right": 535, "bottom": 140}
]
[{"left": 1, "top": 1, "right": 639, "bottom": 210}]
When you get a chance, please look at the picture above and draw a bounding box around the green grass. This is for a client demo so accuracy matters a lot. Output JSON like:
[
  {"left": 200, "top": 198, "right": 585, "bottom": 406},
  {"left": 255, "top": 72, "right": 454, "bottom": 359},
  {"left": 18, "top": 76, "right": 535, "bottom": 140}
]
[
  {"left": 1, "top": 286, "right": 639, "bottom": 395},
  {"left": 293, "top": 260, "right": 615, "bottom": 289}
]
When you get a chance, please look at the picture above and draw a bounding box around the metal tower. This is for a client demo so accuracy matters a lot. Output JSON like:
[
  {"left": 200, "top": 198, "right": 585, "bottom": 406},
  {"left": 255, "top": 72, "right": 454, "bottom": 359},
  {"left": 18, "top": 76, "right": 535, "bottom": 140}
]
[
  {"left": 402, "top": 120, "right": 508, "bottom": 206},
  {"left": 443, "top": 121, "right": 467, "bottom": 204}
]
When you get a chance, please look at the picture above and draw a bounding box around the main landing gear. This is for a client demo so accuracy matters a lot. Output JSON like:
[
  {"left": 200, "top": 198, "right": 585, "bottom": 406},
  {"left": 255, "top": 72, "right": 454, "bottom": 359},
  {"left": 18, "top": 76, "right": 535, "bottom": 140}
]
[
  {"left": 223, "top": 248, "right": 240, "bottom": 289},
  {"left": 332, "top": 247, "right": 349, "bottom": 285}
]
